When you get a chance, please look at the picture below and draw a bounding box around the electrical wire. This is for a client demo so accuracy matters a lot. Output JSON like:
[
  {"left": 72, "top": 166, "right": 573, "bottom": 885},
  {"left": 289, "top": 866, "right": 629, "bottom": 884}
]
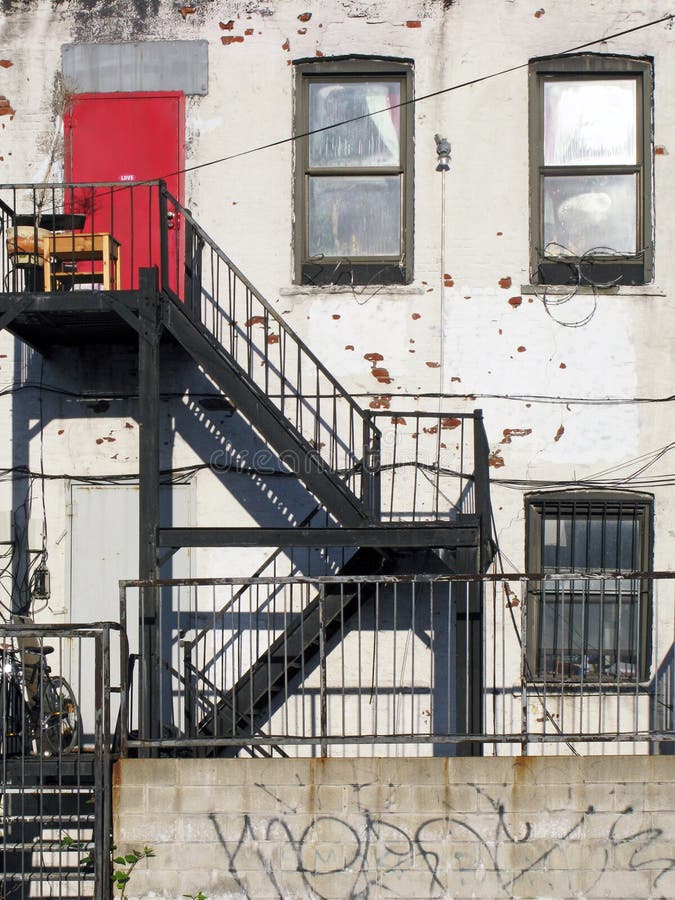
[
  {"left": 25, "top": 11, "right": 671, "bottom": 200},
  {"left": 0, "top": 382, "right": 674, "bottom": 407},
  {"left": 159, "top": 12, "right": 674, "bottom": 183}
]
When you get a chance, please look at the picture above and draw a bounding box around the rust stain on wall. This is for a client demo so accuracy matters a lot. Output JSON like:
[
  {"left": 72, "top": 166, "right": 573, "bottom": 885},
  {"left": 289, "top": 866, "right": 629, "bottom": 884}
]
[
  {"left": 179, "top": 6, "right": 196, "bottom": 18},
  {"left": 411, "top": 313, "right": 421, "bottom": 320},
  {"left": 297, "top": 27, "right": 307, "bottom": 34},
  {"left": 267, "top": 333, "right": 279, "bottom": 344},
  {"left": 655, "top": 145, "right": 668, "bottom": 155},
  {"left": 332, "top": 314, "right": 340, "bottom": 320},
  {"left": 508, "top": 296, "right": 522, "bottom": 307},
  {"left": 0, "top": 97, "right": 15, "bottom": 117},
  {"left": 344, "top": 344, "right": 354, "bottom": 351},
  {"left": 391, "top": 416, "right": 406, "bottom": 425},
  {"left": 423, "top": 425, "right": 439, "bottom": 434},
  {"left": 0, "top": 61, "right": 13, "bottom": 68},
  {"left": 444, "top": 273, "right": 454, "bottom": 287},
  {"left": 245, "top": 315, "right": 266, "bottom": 327},
  {"left": 441, "top": 417, "right": 461, "bottom": 430},
  {"left": 559, "top": 362, "right": 567, "bottom": 369},
  {"left": 369, "top": 395, "right": 391, "bottom": 409},
  {"left": 406, "top": 20, "right": 422, "bottom": 28},
  {"left": 245, "top": 28, "right": 254, "bottom": 35},
  {"left": 371, "top": 367, "right": 392, "bottom": 384},
  {"left": 220, "top": 20, "right": 235, "bottom": 29},
  {"left": 554, "top": 424, "right": 565, "bottom": 442},
  {"left": 298, "top": 12, "right": 312, "bottom": 22},
  {"left": 517, "top": 345, "right": 526, "bottom": 353},
  {"left": 282, "top": 38, "right": 290, "bottom": 50},
  {"left": 488, "top": 450, "right": 505, "bottom": 468},
  {"left": 425, "top": 361, "right": 440, "bottom": 368},
  {"left": 499, "top": 276, "right": 512, "bottom": 289},
  {"left": 501, "top": 428, "right": 532, "bottom": 444},
  {"left": 534, "top": 8, "right": 545, "bottom": 18},
  {"left": 222, "top": 36, "right": 244, "bottom": 44},
  {"left": 364, "top": 352, "right": 383, "bottom": 362}
]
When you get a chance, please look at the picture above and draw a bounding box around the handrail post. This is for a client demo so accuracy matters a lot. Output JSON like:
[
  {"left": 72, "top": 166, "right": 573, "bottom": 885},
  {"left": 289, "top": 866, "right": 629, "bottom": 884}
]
[
  {"left": 319, "top": 584, "right": 328, "bottom": 757},
  {"left": 183, "top": 640, "right": 196, "bottom": 738},
  {"left": 158, "top": 179, "right": 169, "bottom": 293},
  {"left": 94, "top": 629, "right": 112, "bottom": 897},
  {"left": 473, "top": 409, "right": 491, "bottom": 569},
  {"left": 362, "top": 412, "right": 381, "bottom": 522},
  {"left": 520, "top": 576, "right": 529, "bottom": 756}
]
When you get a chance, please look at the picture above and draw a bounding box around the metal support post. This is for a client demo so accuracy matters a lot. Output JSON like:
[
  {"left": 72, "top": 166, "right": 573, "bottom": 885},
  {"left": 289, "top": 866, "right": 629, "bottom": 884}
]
[
  {"left": 362, "top": 412, "right": 381, "bottom": 522},
  {"left": 138, "top": 267, "right": 162, "bottom": 743}
]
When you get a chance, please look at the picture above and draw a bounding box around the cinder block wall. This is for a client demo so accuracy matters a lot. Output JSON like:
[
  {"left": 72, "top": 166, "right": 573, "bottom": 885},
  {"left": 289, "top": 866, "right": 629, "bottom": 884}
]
[{"left": 113, "top": 756, "right": 675, "bottom": 899}]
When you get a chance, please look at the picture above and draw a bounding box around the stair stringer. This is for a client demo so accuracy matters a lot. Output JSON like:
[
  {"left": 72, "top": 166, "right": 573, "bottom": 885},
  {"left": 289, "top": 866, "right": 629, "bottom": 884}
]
[{"left": 162, "top": 293, "right": 370, "bottom": 527}]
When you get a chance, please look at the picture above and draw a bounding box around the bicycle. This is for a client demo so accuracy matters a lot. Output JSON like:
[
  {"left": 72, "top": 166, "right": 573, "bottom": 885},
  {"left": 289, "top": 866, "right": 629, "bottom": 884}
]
[{"left": 0, "top": 639, "right": 80, "bottom": 756}]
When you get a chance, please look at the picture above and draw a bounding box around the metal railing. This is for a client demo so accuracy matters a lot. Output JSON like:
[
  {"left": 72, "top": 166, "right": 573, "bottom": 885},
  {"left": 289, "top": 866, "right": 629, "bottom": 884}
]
[
  {"left": 0, "top": 182, "right": 165, "bottom": 293},
  {"left": 161, "top": 187, "right": 379, "bottom": 513},
  {"left": 370, "top": 409, "right": 491, "bottom": 526},
  {"left": 0, "top": 183, "right": 493, "bottom": 527},
  {"left": 120, "top": 572, "right": 674, "bottom": 757},
  {"left": 0, "top": 622, "right": 126, "bottom": 900}
]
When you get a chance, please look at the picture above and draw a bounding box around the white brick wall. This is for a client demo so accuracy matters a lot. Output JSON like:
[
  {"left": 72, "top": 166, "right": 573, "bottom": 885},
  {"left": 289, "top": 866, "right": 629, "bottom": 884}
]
[{"left": 114, "top": 756, "right": 675, "bottom": 899}]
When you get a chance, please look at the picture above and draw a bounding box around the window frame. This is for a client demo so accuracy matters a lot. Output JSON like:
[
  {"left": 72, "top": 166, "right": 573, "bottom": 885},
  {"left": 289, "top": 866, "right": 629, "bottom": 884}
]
[
  {"left": 529, "top": 54, "right": 653, "bottom": 286},
  {"left": 525, "top": 491, "right": 653, "bottom": 684},
  {"left": 294, "top": 56, "right": 414, "bottom": 286}
]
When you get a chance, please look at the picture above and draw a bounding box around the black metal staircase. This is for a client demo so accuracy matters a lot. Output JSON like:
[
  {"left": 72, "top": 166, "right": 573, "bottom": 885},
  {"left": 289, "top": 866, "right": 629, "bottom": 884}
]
[
  {"left": 0, "top": 182, "right": 494, "bottom": 764},
  {"left": 1, "top": 757, "right": 96, "bottom": 900}
]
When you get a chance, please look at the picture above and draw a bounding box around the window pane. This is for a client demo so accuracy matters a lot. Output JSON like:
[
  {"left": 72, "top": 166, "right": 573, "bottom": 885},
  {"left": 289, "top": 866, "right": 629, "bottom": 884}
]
[
  {"left": 543, "top": 173, "right": 637, "bottom": 256},
  {"left": 544, "top": 79, "right": 637, "bottom": 166},
  {"left": 309, "top": 81, "right": 401, "bottom": 167},
  {"left": 308, "top": 176, "right": 401, "bottom": 258}
]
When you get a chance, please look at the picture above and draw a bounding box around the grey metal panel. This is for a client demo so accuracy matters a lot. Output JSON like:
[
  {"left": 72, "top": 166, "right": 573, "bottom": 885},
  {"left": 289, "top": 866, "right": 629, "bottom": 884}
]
[{"left": 61, "top": 41, "right": 208, "bottom": 95}]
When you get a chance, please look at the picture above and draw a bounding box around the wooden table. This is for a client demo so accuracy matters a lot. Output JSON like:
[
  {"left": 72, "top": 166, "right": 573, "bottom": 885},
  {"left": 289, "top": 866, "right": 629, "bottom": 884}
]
[{"left": 44, "top": 232, "right": 121, "bottom": 291}]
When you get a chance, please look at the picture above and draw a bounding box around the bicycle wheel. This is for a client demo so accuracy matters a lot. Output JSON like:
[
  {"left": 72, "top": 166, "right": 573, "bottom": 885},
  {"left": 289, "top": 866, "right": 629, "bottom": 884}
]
[{"left": 40, "top": 676, "right": 80, "bottom": 755}]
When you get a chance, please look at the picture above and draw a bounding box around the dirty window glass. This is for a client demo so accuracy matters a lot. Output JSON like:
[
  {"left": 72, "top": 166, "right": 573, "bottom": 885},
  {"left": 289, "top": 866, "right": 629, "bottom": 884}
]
[
  {"left": 308, "top": 176, "right": 401, "bottom": 258},
  {"left": 544, "top": 79, "right": 636, "bottom": 166},
  {"left": 543, "top": 173, "right": 637, "bottom": 256},
  {"left": 531, "top": 57, "right": 651, "bottom": 286},
  {"left": 309, "top": 81, "right": 401, "bottom": 167},
  {"left": 297, "top": 62, "right": 412, "bottom": 285}
]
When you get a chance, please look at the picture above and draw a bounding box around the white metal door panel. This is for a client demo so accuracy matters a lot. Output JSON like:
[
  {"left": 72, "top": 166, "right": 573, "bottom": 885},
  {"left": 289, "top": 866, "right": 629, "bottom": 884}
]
[{"left": 68, "top": 483, "right": 192, "bottom": 743}]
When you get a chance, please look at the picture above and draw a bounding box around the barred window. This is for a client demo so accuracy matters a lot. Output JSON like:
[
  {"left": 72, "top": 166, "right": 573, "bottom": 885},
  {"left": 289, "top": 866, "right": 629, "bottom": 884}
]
[{"left": 526, "top": 492, "right": 652, "bottom": 682}]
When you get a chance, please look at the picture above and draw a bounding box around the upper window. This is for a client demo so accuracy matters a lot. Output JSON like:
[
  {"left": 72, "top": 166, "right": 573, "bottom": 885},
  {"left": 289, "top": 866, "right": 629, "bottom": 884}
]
[
  {"left": 294, "top": 58, "right": 414, "bottom": 286},
  {"left": 529, "top": 55, "right": 653, "bottom": 286},
  {"left": 526, "top": 492, "right": 652, "bottom": 683}
]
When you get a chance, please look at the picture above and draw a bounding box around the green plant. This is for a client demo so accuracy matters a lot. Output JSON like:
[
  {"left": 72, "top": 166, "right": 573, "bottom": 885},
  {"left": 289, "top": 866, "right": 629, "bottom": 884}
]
[
  {"left": 62, "top": 834, "right": 205, "bottom": 898},
  {"left": 112, "top": 846, "right": 155, "bottom": 897}
]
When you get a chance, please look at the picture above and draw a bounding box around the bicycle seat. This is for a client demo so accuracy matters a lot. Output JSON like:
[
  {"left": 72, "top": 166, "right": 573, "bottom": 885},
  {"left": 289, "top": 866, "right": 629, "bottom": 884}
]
[{"left": 24, "top": 645, "right": 54, "bottom": 655}]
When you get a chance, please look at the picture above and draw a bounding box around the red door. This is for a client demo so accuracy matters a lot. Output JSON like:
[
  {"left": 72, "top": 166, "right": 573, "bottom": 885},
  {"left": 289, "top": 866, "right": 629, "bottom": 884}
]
[{"left": 64, "top": 92, "right": 185, "bottom": 291}]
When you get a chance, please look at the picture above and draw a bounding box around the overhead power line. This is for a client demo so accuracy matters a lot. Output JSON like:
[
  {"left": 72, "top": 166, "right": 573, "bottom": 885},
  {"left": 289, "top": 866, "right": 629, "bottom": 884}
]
[{"left": 165, "top": 11, "right": 673, "bottom": 181}]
